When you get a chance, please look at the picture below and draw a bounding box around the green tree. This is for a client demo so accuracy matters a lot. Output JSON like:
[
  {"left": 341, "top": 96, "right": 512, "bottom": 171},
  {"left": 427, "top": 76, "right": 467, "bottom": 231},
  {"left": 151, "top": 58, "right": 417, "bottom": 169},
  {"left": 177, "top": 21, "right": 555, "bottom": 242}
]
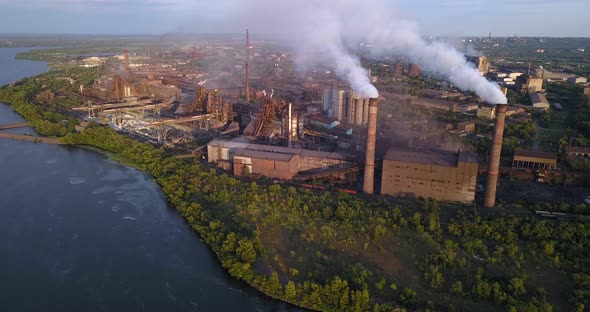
[{"left": 285, "top": 280, "right": 296, "bottom": 300}]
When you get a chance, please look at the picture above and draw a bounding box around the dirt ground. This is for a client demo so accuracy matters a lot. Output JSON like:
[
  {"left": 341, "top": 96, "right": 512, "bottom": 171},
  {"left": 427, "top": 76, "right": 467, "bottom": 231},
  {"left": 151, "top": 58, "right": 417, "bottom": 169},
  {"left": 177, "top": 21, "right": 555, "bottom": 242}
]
[{"left": 494, "top": 177, "right": 590, "bottom": 206}]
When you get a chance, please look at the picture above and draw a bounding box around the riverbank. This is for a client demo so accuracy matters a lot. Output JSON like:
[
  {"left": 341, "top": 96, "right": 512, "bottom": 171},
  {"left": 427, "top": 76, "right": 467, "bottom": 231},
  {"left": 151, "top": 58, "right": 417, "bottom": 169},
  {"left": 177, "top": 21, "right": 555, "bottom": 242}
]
[{"left": 2, "top": 65, "right": 588, "bottom": 311}]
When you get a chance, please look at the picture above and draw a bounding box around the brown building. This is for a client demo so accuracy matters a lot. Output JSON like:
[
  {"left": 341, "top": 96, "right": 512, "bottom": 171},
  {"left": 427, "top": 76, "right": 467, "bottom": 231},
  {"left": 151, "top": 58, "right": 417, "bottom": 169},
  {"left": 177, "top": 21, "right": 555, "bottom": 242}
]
[
  {"left": 565, "top": 146, "right": 590, "bottom": 159},
  {"left": 466, "top": 56, "right": 490, "bottom": 75},
  {"left": 584, "top": 86, "right": 590, "bottom": 96},
  {"left": 233, "top": 149, "right": 298, "bottom": 179},
  {"left": 208, "top": 138, "right": 354, "bottom": 179},
  {"left": 512, "top": 150, "right": 557, "bottom": 169},
  {"left": 411, "top": 97, "right": 458, "bottom": 112},
  {"left": 457, "top": 121, "right": 475, "bottom": 133},
  {"left": 516, "top": 75, "right": 544, "bottom": 93},
  {"left": 381, "top": 148, "right": 478, "bottom": 203}
]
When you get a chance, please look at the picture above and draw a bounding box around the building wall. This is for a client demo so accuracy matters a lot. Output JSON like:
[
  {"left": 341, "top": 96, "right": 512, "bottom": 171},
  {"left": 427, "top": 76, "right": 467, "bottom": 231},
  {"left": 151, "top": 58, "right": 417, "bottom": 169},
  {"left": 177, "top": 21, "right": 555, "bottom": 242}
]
[
  {"left": 412, "top": 98, "right": 458, "bottom": 112},
  {"left": 477, "top": 105, "right": 496, "bottom": 119},
  {"left": 381, "top": 158, "right": 478, "bottom": 203},
  {"left": 234, "top": 155, "right": 298, "bottom": 180}
]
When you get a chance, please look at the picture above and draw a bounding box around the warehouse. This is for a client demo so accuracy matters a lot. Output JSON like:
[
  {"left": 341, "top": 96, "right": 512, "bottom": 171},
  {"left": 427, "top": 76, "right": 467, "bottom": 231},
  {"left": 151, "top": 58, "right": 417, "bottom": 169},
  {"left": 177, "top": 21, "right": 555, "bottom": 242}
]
[
  {"left": 381, "top": 148, "right": 478, "bottom": 203},
  {"left": 233, "top": 149, "right": 299, "bottom": 179},
  {"left": 512, "top": 150, "right": 557, "bottom": 169},
  {"left": 208, "top": 138, "right": 355, "bottom": 179}
]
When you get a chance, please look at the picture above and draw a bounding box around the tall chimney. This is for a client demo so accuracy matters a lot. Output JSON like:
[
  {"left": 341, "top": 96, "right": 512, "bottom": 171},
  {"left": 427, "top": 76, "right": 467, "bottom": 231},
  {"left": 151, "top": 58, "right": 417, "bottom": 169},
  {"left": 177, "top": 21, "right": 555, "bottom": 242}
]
[
  {"left": 484, "top": 104, "right": 507, "bottom": 208},
  {"left": 363, "top": 98, "right": 378, "bottom": 194},
  {"left": 245, "top": 29, "right": 250, "bottom": 103}
]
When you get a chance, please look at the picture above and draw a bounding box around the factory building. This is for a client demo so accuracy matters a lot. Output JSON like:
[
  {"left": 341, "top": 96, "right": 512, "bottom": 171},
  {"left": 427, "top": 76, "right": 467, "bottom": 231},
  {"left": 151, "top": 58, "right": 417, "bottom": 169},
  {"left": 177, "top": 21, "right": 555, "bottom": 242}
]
[
  {"left": 516, "top": 75, "right": 544, "bottom": 93},
  {"left": 234, "top": 149, "right": 299, "bottom": 180},
  {"left": 381, "top": 148, "right": 478, "bottom": 203},
  {"left": 477, "top": 104, "right": 496, "bottom": 119},
  {"left": 466, "top": 56, "right": 490, "bottom": 75},
  {"left": 512, "top": 150, "right": 557, "bottom": 169},
  {"left": 208, "top": 138, "right": 355, "bottom": 179},
  {"left": 411, "top": 98, "right": 459, "bottom": 113},
  {"left": 322, "top": 87, "right": 350, "bottom": 122},
  {"left": 565, "top": 146, "right": 590, "bottom": 159},
  {"left": 567, "top": 76, "right": 588, "bottom": 84},
  {"left": 530, "top": 93, "right": 550, "bottom": 110},
  {"left": 321, "top": 87, "right": 372, "bottom": 127}
]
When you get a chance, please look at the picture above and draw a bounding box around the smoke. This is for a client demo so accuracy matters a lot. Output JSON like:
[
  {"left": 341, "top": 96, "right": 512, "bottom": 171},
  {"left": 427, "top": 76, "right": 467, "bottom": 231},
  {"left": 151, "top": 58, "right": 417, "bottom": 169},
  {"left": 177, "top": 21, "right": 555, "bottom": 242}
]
[{"left": 189, "top": 0, "right": 507, "bottom": 104}]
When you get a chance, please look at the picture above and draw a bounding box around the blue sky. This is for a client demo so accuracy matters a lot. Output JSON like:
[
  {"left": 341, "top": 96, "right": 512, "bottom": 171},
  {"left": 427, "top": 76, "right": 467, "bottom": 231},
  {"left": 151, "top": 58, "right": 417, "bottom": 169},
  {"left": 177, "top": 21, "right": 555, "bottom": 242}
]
[{"left": 0, "top": 0, "right": 588, "bottom": 37}]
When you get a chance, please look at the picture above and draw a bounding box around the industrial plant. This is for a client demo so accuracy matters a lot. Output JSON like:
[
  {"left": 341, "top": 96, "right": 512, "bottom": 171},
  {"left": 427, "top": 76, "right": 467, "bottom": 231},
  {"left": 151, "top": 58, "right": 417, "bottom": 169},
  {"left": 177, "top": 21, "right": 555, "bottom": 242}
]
[{"left": 60, "top": 29, "right": 590, "bottom": 209}]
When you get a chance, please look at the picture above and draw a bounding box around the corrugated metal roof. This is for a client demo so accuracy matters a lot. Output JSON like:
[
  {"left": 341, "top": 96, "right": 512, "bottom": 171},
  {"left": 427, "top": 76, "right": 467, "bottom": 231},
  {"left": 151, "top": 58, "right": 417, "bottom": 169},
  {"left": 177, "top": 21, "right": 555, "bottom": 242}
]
[
  {"left": 234, "top": 149, "right": 295, "bottom": 162},
  {"left": 209, "top": 138, "right": 352, "bottom": 160},
  {"left": 514, "top": 149, "right": 557, "bottom": 160},
  {"left": 566, "top": 146, "right": 590, "bottom": 154},
  {"left": 530, "top": 92, "right": 549, "bottom": 104},
  {"left": 384, "top": 148, "right": 477, "bottom": 167}
]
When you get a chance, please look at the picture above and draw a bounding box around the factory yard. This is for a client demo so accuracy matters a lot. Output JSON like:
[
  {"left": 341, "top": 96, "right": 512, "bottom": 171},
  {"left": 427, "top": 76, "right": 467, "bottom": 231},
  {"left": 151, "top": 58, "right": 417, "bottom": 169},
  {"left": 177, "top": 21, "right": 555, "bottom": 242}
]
[{"left": 1, "top": 33, "right": 589, "bottom": 312}]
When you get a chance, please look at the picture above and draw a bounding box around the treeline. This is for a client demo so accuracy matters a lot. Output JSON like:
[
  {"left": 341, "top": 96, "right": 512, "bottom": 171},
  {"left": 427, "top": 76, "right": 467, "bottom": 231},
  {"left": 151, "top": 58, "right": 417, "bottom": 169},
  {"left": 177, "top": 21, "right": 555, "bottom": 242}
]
[{"left": 3, "top": 69, "right": 590, "bottom": 311}]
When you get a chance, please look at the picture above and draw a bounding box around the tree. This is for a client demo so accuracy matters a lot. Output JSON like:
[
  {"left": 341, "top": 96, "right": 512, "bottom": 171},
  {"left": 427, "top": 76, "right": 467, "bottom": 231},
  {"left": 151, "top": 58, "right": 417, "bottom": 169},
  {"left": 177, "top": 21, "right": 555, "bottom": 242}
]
[
  {"left": 509, "top": 277, "right": 526, "bottom": 296},
  {"left": 285, "top": 281, "right": 297, "bottom": 300},
  {"left": 451, "top": 281, "right": 463, "bottom": 295},
  {"left": 236, "top": 239, "right": 257, "bottom": 264}
]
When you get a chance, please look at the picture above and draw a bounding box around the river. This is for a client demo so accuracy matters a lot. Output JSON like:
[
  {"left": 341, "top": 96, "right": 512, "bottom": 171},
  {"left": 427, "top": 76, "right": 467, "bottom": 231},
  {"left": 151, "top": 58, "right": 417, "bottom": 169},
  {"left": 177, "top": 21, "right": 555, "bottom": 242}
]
[{"left": 0, "top": 48, "right": 294, "bottom": 311}]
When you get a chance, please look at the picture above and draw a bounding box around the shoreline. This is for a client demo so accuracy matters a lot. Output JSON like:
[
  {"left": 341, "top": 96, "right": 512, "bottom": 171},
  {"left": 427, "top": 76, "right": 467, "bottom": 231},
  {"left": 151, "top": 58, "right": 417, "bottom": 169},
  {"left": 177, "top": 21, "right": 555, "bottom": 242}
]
[{"left": 0, "top": 99, "right": 313, "bottom": 311}]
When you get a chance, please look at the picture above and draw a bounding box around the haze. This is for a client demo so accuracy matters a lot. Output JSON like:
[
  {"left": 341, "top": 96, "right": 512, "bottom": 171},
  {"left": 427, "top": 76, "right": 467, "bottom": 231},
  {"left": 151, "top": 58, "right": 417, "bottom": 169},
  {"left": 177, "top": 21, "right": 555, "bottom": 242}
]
[{"left": 0, "top": 0, "right": 588, "bottom": 37}]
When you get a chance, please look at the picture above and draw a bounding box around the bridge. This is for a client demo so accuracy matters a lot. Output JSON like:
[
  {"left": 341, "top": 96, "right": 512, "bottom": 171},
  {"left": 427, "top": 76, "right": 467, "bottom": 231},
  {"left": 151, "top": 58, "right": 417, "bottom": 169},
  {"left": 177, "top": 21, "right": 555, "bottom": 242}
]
[
  {"left": 0, "top": 132, "right": 63, "bottom": 144},
  {"left": 0, "top": 122, "right": 29, "bottom": 130}
]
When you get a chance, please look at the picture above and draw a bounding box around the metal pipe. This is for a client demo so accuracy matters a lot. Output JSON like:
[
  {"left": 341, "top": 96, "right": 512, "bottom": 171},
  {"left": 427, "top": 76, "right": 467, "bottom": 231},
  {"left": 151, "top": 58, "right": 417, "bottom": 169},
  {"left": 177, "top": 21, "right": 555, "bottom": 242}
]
[
  {"left": 484, "top": 104, "right": 507, "bottom": 208},
  {"left": 363, "top": 98, "right": 378, "bottom": 194}
]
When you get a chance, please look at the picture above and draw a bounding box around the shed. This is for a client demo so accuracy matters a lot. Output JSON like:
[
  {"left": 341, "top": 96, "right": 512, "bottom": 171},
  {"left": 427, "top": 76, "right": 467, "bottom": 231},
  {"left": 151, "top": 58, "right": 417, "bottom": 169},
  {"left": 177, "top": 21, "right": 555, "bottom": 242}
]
[{"left": 512, "top": 150, "right": 557, "bottom": 169}]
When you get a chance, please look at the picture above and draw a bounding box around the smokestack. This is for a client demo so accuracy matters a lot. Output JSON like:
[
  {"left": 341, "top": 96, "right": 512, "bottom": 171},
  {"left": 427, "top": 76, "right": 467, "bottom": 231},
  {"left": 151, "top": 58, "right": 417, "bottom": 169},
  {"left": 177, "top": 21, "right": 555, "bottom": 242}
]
[
  {"left": 484, "top": 104, "right": 507, "bottom": 208},
  {"left": 245, "top": 29, "right": 250, "bottom": 103},
  {"left": 124, "top": 50, "right": 129, "bottom": 80},
  {"left": 363, "top": 98, "right": 378, "bottom": 194}
]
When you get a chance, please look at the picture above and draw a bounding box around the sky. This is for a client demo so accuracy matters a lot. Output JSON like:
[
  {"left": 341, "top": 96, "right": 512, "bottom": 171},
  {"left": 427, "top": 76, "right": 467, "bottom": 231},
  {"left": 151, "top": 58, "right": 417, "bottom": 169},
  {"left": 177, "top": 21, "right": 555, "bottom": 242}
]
[{"left": 0, "top": 0, "right": 588, "bottom": 37}]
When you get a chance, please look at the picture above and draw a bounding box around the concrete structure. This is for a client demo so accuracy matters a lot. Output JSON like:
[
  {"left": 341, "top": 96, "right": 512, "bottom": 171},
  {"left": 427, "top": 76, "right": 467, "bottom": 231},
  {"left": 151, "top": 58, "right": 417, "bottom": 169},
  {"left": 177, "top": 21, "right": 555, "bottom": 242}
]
[
  {"left": 567, "top": 76, "right": 588, "bottom": 84},
  {"left": 477, "top": 105, "right": 496, "bottom": 119},
  {"left": 233, "top": 149, "right": 298, "bottom": 179},
  {"left": 381, "top": 148, "right": 478, "bottom": 203},
  {"left": 411, "top": 98, "right": 458, "bottom": 113},
  {"left": 322, "top": 87, "right": 350, "bottom": 122},
  {"left": 208, "top": 138, "right": 354, "bottom": 178},
  {"left": 457, "top": 121, "right": 476, "bottom": 133},
  {"left": 516, "top": 76, "right": 543, "bottom": 93},
  {"left": 512, "top": 150, "right": 557, "bottom": 169},
  {"left": 466, "top": 56, "right": 490, "bottom": 75},
  {"left": 309, "top": 114, "right": 340, "bottom": 129},
  {"left": 533, "top": 68, "right": 572, "bottom": 81},
  {"left": 484, "top": 104, "right": 507, "bottom": 208},
  {"left": 363, "top": 98, "right": 378, "bottom": 194},
  {"left": 530, "top": 93, "right": 550, "bottom": 110}
]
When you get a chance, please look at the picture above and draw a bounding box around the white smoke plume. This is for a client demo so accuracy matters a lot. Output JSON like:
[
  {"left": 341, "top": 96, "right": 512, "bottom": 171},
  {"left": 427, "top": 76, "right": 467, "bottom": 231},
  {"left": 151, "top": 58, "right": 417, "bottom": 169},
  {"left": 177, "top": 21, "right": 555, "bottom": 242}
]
[{"left": 199, "top": 0, "right": 507, "bottom": 104}]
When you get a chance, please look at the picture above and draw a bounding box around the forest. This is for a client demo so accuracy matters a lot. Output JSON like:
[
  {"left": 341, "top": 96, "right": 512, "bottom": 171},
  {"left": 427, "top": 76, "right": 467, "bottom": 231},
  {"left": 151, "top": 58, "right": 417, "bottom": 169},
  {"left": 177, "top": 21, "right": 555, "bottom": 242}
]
[{"left": 1, "top": 69, "right": 590, "bottom": 311}]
